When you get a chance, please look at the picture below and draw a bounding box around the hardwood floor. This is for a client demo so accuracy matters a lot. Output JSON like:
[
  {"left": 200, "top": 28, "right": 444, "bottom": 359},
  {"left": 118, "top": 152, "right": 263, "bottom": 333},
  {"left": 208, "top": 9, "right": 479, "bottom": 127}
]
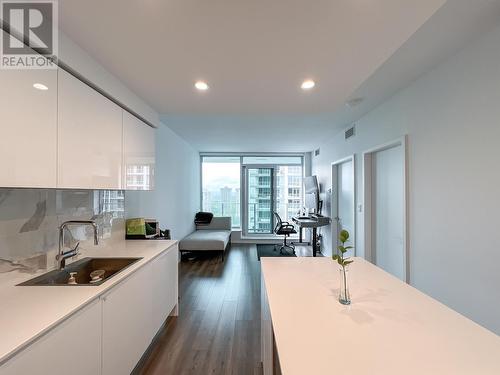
[{"left": 139, "top": 243, "right": 321, "bottom": 375}]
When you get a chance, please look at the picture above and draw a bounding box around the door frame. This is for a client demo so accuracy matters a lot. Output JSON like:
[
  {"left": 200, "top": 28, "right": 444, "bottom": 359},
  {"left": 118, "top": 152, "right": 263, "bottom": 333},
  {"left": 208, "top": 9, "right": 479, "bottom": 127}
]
[
  {"left": 331, "top": 155, "right": 356, "bottom": 256},
  {"left": 242, "top": 164, "right": 275, "bottom": 236},
  {"left": 362, "top": 135, "right": 409, "bottom": 283}
]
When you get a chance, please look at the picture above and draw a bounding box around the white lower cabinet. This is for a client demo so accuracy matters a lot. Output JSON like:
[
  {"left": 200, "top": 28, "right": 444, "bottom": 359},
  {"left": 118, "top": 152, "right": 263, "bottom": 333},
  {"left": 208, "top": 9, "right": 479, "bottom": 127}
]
[
  {"left": 152, "top": 246, "right": 179, "bottom": 333},
  {"left": 1, "top": 299, "right": 101, "bottom": 375},
  {"left": 101, "top": 262, "right": 154, "bottom": 375}
]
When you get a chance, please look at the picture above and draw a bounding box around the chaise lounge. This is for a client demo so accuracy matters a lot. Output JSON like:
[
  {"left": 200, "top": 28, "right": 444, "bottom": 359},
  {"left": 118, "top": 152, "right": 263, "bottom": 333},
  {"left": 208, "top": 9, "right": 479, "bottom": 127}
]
[{"left": 179, "top": 217, "right": 232, "bottom": 261}]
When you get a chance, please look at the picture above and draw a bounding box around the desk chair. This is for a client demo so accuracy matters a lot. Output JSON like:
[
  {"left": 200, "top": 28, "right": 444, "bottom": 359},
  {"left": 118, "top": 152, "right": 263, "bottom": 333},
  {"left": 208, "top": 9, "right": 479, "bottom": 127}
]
[{"left": 273, "top": 212, "right": 297, "bottom": 255}]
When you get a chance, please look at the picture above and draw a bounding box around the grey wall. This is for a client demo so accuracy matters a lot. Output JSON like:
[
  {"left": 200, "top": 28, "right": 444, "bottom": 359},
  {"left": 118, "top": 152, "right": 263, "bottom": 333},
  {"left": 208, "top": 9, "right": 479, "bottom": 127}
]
[
  {"left": 312, "top": 23, "right": 500, "bottom": 334},
  {"left": 125, "top": 124, "right": 200, "bottom": 241}
]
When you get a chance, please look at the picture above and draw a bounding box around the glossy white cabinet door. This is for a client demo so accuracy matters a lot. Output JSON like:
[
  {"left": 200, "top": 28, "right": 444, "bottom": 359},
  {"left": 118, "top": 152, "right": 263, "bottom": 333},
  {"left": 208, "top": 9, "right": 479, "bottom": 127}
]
[
  {"left": 0, "top": 300, "right": 101, "bottom": 375},
  {"left": 102, "top": 263, "right": 153, "bottom": 375},
  {"left": 152, "top": 246, "right": 179, "bottom": 335},
  {"left": 58, "top": 69, "right": 123, "bottom": 189},
  {"left": 122, "top": 111, "right": 156, "bottom": 190},
  {"left": 0, "top": 30, "right": 57, "bottom": 188}
]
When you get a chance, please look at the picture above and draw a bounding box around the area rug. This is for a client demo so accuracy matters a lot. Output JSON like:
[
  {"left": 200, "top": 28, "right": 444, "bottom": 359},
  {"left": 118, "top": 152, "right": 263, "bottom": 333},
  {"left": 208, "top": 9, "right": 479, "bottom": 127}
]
[{"left": 256, "top": 244, "right": 296, "bottom": 261}]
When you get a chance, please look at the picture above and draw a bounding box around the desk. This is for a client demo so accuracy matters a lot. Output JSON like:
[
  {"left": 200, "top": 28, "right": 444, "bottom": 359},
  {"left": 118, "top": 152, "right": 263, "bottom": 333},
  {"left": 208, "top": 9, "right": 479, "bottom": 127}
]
[{"left": 292, "top": 215, "right": 330, "bottom": 257}]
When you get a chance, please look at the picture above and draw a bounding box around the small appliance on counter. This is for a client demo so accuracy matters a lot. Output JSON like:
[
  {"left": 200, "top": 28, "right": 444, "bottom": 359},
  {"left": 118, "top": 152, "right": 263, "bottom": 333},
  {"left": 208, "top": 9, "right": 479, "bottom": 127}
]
[
  {"left": 126, "top": 218, "right": 159, "bottom": 239},
  {"left": 125, "top": 218, "right": 171, "bottom": 240}
]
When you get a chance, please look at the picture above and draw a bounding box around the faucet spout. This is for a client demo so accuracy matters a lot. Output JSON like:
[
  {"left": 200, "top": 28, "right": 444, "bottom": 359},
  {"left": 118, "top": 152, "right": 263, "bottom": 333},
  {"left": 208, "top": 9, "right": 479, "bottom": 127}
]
[{"left": 57, "top": 220, "right": 99, "bottom": 270}]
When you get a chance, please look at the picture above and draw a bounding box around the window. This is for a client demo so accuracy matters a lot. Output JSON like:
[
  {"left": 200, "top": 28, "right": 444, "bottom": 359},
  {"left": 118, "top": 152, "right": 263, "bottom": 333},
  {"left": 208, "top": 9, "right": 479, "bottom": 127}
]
[
  {"left": 201, "top": 156, "right": 241, "bottom": 228},
  {"left": 201, "top": 154, "right": 304, "bottom": 235},
  {"left": 274, "top": 165, "right": 303, "bottom": 224}
]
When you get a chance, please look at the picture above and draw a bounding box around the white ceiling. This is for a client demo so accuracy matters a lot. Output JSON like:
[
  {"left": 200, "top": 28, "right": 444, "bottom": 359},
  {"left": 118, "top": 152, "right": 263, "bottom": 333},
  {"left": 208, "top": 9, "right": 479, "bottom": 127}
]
[{"left": 59, "top": 0, "right": 500, "bottom": 152}]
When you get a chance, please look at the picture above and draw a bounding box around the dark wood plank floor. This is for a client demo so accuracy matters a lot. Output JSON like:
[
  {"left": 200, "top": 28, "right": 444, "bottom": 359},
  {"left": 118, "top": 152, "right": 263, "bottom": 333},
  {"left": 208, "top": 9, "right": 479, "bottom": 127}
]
[
  {"left": 139, "top": 244, "right": 263, "bottom": 375},
  {"left": 139, "top": 243, "right": 320, "bottom": 375}
]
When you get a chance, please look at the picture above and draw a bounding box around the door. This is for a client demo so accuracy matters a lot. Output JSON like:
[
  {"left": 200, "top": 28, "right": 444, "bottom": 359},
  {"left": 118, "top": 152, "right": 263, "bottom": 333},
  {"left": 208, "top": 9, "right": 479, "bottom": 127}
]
[
  {"left": 331, "top": 157, "right": 355, "bottom": 257},
  {"left": 245, "top": 167, "right": 274, "bottom": 234},
  {"left": 371, "top": 144, "right": 405, "bottom": 280}
]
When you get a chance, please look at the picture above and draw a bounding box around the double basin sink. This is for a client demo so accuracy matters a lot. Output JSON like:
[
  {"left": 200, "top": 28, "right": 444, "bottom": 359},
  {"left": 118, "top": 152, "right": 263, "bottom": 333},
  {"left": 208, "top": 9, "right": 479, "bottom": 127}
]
[{"left": 18, "top": 257, "right": 142, "bottom": 286}]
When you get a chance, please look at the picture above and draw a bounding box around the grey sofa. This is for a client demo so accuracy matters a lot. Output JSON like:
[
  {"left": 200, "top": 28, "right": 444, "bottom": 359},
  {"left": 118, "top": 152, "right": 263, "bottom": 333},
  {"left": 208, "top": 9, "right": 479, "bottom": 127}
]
[{"left": 179, "top": 217, "right": 232, "bottom": 261}]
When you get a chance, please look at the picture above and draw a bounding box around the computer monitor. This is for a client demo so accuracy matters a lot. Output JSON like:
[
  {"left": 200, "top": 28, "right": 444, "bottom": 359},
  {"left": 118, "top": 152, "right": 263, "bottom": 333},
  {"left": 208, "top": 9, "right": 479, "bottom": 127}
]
[
  {"left": 305, "top": 192, "right": 318, "bottom": 212},
  {"left": 304, "top": 176, "right": 320, "bottom": 213},
  {"left": 304, "top": 175, "right": 319, "bottom": 194}
]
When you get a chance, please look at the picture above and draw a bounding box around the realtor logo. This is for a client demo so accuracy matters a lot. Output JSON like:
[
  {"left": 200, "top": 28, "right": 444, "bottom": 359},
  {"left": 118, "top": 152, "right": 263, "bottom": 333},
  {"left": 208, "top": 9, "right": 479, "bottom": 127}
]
[{"left": 1, "top": 0, "right": 58, "bottom": 69}]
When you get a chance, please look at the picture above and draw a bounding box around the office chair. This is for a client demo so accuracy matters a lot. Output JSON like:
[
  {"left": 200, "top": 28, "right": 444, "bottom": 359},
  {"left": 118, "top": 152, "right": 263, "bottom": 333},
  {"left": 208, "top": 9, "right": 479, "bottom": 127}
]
[{"left": 273, "top": 212, "right": 297, "bottom": 255}]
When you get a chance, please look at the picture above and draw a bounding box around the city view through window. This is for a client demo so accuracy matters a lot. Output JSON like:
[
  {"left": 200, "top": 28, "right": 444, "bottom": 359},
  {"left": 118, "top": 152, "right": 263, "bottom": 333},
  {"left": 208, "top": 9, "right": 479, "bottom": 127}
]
[
  {"left": 202, "top": 157, "right": 241, "bottom": 227},
  {"left": 202, "top": 156, "right": 303, "bottom": 233}
]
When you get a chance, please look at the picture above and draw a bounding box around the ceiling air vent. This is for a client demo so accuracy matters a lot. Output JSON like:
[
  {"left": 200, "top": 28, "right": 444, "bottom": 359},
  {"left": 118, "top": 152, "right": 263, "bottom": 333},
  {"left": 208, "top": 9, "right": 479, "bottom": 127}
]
[
  {"left": 314, "top": 148, "right": 320, "bottom": 156},
  {"left": 345, "top": 125, "right": 355, "bottom": 140}
]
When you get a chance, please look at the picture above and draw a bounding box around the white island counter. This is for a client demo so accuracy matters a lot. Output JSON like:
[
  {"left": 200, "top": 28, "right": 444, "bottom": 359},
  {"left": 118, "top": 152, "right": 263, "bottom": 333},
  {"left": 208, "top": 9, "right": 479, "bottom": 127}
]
[{"left": 261, "top": 257, "right": 500, "bottom": 375}]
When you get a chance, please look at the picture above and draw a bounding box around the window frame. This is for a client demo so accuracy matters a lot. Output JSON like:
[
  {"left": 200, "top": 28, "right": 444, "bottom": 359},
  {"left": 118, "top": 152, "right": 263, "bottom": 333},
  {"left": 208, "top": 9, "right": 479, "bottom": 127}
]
[{"left": 200, "top": 153, "right": 306, "bottom": 232}]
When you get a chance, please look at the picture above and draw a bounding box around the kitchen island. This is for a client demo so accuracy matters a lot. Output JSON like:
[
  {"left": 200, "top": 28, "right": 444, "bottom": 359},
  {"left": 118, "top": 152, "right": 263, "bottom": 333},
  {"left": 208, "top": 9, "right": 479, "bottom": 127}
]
[{"left": 261, "top": 257, "right": 500, "bottom": 375}]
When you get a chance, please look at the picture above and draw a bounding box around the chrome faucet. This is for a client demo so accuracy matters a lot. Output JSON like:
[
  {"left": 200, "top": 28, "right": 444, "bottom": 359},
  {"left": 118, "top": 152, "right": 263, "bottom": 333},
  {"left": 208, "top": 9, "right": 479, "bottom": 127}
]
[{"left": 57, "top": 220, "right": 99, "bottom": 270}]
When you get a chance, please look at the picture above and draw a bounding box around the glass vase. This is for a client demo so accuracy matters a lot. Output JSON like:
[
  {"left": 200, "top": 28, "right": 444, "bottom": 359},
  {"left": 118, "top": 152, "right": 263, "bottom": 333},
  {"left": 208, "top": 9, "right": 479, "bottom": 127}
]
[{"left": 339, "top": 266, "right": 351, "bottom": 305}]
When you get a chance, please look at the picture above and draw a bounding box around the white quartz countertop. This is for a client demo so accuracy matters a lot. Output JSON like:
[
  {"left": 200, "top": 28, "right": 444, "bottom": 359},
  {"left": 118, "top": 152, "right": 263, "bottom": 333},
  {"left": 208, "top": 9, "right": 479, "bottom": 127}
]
[
  {"left": 261, "top": 257, "right": 500, "bottom": 375},
  {"left": 0, "top": 239, "right": 178, "bottom": 365}
]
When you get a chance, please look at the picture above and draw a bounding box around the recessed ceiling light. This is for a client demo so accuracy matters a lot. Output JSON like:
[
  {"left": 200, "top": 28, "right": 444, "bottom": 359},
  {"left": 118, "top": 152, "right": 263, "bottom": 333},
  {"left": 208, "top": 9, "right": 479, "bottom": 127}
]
[
  {"left": 301, "top": 80, "right": 315, "bottom": 90},
  {"left": 195, "top": 81, "right": 209, "bottom": 91},
  {"left": 33, "top": 83, "right": 48, "bottom": 91}
]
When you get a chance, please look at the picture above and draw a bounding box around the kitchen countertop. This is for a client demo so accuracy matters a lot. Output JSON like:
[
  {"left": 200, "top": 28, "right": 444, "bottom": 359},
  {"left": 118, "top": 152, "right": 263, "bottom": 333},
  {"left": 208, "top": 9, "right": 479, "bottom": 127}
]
[
  {"left": 261, "top": 257, "right": 500, "bottom": 375},
  {"left": 0, "top": 239, "right": 177, "bottom": 365}
]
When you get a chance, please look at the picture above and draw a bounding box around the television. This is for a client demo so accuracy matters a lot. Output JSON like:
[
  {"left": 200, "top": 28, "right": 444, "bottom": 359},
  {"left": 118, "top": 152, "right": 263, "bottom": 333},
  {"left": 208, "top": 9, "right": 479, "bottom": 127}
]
[{"left": 304, "top": 176, "right": 320, "bottom": 213}]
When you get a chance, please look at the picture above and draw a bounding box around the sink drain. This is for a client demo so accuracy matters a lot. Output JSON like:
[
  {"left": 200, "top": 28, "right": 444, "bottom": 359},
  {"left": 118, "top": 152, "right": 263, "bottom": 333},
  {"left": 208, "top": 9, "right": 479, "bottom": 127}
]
[{"left": 90, "top": 269, "right": 105, "bottom": 283}]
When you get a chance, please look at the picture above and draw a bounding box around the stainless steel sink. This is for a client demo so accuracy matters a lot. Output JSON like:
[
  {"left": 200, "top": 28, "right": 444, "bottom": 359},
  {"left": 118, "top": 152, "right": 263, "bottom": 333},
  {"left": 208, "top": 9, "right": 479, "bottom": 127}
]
[{"left": 17, "top": 257, "right": 142, "bottom": 286}]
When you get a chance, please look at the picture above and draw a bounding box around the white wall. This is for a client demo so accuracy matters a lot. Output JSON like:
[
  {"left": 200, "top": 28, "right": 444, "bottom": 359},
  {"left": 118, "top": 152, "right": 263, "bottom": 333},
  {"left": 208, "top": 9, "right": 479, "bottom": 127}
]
[
  {"left": 125, "top": 125, "right": 200, "bottom": 240},
  {"left": 312, "top": 24, "right": 500, "bottom": 334}
]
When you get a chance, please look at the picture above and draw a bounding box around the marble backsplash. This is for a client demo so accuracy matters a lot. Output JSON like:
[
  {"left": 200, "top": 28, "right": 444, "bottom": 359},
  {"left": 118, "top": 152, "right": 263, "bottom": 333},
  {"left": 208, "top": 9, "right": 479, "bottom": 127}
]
[{"left": 0, "top": 189, "right": 125, "bottom": 274}]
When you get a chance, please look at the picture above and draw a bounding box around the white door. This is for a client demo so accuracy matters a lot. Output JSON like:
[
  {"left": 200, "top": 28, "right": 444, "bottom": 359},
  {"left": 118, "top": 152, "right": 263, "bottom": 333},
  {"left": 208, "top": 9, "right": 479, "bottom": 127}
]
[
  {"left": 332, "top": 158, "right": 355, "bottom": 257},
  {"left": 371, "top": 145, "right": 405, "bottom": 280}
]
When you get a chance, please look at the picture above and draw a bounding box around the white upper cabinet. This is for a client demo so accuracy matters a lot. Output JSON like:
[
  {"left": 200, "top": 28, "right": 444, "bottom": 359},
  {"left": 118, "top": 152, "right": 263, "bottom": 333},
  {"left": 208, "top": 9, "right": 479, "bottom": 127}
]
[
  {"left": 122, "top": 111, "right": 156, "bottom": 190},
  {"left": 0, "top": 30, "right": 57, "bottom": 188},
  {"left": 57, "top": 69, "right": 123, "bottom": 189}
]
